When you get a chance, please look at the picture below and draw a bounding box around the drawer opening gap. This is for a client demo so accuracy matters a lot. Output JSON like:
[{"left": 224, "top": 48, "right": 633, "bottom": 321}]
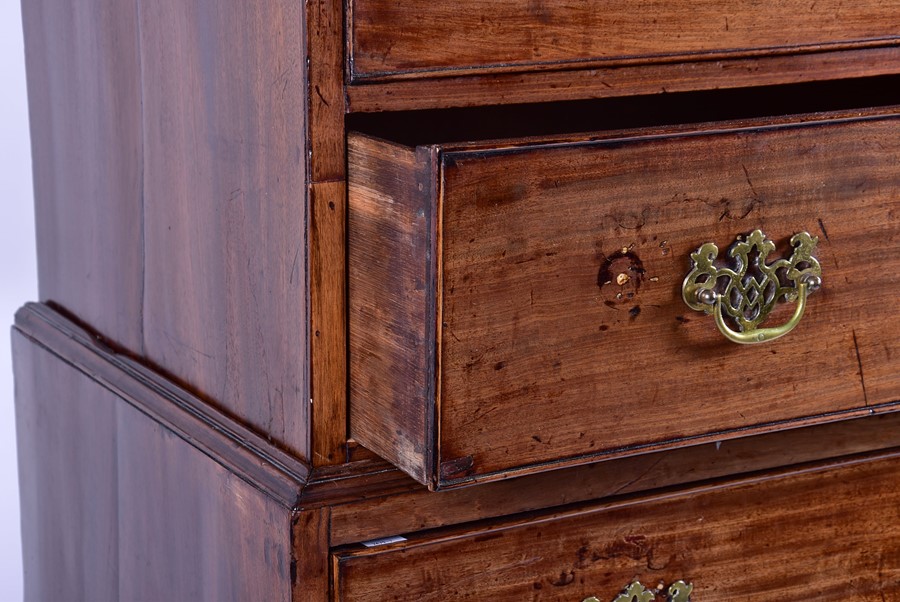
[{"left": 347, "top": 75, "right": 900, "bottom": 146}]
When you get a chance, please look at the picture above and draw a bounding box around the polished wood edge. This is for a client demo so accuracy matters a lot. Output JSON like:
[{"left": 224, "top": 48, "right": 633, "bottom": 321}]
[
  {"left": 310, "top": 181, "right": 349, "bottom": 466},
  {"left": 301, "top": 409, "right": 900, "bottom": 544},
  {"left": 349, "top": 38, "right": 900, "bottom": 82},
  {"left": 307, "top": 0, "right": 350, "bottom": 468},
  {"left": 292, "top": 507, "right": 332, "bottom": 602},
  {"left": 332, "top": 446, "right": 900, "bottom": 558},
  {"left": 437, "top": 405, "right": 900, "bottom": 489},
  {"left": 424, "top": 145, "right": 442, "bottom": 490},
  {"left": 14, "top": 302, "right": 310, "bottom": 507},
  {"left": 307, "top": 0, "right": 346, "bottom": 182},
  {"left": 302, "top": 460, "right": 412, "bottom": 507},
  {"left": 347, "top": 46, "right": 900, "bottom": 113}
]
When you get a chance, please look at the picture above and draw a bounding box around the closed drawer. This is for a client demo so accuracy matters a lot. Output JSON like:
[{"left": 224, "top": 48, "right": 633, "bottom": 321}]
[
  {"left": 333, "top": 452, "right": 900, "bottom": 601},
  {"left": 348, "top": 0, "right": 900, "bottom": 81},
  {"left": 334, "top": 452, "right": 900, "bottom": 600},
  {"left": 348, "top": 108, "right": 900, "bottom": 490}
]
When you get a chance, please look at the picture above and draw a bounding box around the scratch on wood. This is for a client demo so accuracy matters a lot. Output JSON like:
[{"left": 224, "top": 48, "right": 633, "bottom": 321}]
[
  {"left": 314, "top": 84, "right": 330, "bottom": 107},
  {"left": 852, "top": 329, "right": 869, "bottom": 407},
  {"left": 289, "top": 246, "right": 301, "bottom": 284},
  {"left": 817, "top": 217, "right": 830, "bottom": 241},
  {"left": 163, "top": 330, "right": 215, "bottom": 360},
  {"left": 612, "top": 455, "right": 665, "bottom": 496},
  {"left": 741, "top": 163, "right": 759, "bottom": 198}
]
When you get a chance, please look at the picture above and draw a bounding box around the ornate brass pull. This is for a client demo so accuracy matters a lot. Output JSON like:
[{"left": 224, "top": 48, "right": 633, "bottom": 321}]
[
  {"left": 583, "top": 580, "right": 693, "bottom": 602},
  {"left": 682, "top": 229, "right": 821, "bottom": 344}
]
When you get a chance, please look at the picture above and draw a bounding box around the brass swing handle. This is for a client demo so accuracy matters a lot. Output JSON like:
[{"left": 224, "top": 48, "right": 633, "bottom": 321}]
[
  {"left": 583, "top": 580, "right": 693, "bottom": 602},
  {"left": 682, "top": 229, "right": 822, "bottom": 345},
  {"left": 698, "top": 273, "right": 820, "bottom": 344}
]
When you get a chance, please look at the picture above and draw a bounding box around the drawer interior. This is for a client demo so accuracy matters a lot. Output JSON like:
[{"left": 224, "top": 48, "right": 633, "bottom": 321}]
[
  {"left": 348, "top": 79, "right": 900, "bottom": 489},
  {"left": 347, "top": 77, "right": 900, "bottom": 146}
]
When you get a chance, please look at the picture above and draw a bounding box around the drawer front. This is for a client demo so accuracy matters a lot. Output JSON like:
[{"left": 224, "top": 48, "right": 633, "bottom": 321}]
[
  {"left": 348, "top": 110, "right": 900, "bottom": 489},
  {"left": 349, "top": 0, "right": 900, "bottom": 81},
  {"left": 333, "top": 453, "right": 900, "bottom": 601}
]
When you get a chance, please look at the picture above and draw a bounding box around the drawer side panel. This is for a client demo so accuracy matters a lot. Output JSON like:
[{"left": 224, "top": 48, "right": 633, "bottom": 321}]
[{"left": 348, "top": 135, "right": 439, "bottom": 485}]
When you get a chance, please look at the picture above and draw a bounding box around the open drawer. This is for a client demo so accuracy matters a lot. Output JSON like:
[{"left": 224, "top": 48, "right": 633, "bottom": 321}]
[{"left": 348, "top": 106, "right": 900, "bottom": 489}]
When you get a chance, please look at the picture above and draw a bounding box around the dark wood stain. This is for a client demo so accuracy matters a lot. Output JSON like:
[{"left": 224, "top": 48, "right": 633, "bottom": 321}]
[
  {"left": 292, "top": 508, "right": 331, "bottom": 602},
  {"left": 116, "top": 401, "right": 292, "bottom": 600},
  {"left": 16, "top": 304, "right": 900, "bottom": 600},
  {"left": 597, "top": 249, "right": 645, "bottom": 307},
  {"left": 15, "top": 304, "right": 310, "bottom": 503}
]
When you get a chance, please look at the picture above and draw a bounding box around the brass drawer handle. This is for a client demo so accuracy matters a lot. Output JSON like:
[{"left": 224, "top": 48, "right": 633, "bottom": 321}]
[
  {"left": 682, "top": 229, "right": 822, "bottom": 344},
  {"left": 583, "top": 580, "right": 693, "bottom": 602}
]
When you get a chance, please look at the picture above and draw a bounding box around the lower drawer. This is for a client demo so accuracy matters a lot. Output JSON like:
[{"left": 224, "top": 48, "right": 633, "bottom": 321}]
[{"left": 333, "top": 451, "right": 900, "bottom": 601}]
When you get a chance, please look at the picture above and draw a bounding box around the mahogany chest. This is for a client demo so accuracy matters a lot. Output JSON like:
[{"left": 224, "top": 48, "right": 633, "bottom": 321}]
[{"left": 14, "top": 1, "right": 900, "bottom": 599}]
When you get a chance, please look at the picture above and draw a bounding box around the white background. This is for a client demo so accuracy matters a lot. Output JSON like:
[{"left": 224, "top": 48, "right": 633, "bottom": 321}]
[{"left": 1, "top": 0, "right": 34, "bottom": 599}]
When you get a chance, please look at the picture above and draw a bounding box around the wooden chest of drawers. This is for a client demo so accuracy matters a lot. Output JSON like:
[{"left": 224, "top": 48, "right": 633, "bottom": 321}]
[{"left": 14, "top": 0, "right": 900, "bottom": 600}]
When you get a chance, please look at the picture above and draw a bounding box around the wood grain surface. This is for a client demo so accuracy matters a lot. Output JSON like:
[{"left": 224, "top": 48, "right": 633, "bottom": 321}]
[
  {"left": 349, "top": 109, "right": 900, "bottom": 488},
  {"left": 350, "top": 0, "right": 900, "bottom": 80},
  {"left": 22, "top": 0, "right": 144, "bottom": 350},
  {"left": 22, "top": 0, "right": 358, "bottom": 465},
  {"left": 293, "top": 508, "right": 333, "bottom": 602},
  {"left": 323, "top": 412, "right": 900, "bottom": 547},
  {"left": 13, "top": 308, "right": 302, "bottom": 601},
  {"left": 348, "top": 136, "right": 440, "bottom": 484},
  {"left": 348, "top": 46, "right": 900, "bottom": 113},
  {"left": 308, "top": 0, "right": 346, "bottom": 182},
  {"left": 13, "top": 330, "right": 119, "bottom": 601},
  {"left": 138, "top": 0, "right": 311, "bottom": 457},
  {"left": 334, "top": 451, "right": 900, "bottom": 601},
  {"left": 307, "top": 0, "right": 351, "bottom": 466},
  {"left": 115, "top": 402, "right": 292, "bottom": 601},
  {"left": 14, "top": 303, "right": 310, "bottom": 504},
  {"left": 311, "top": 182, "right": 350, "bottom": 464},
  {"left": 15, "top": 303, "right": 900, "bottom": 599}
]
